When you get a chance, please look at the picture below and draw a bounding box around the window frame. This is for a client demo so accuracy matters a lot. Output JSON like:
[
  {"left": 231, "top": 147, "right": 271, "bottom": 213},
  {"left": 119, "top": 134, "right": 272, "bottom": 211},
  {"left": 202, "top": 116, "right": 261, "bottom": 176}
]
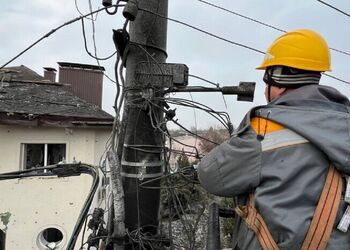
[{"left": 20, "top": 142, "right": 68, "bottom": 170}]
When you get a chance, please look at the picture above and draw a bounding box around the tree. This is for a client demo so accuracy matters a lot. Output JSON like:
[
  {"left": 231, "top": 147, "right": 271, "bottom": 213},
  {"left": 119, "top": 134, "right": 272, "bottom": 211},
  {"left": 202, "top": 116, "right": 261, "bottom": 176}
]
[
  {"left": 199, "top": 126, "right": 230, "bottom": 153},
  {"left": 199, "top": 127, "right": 233, "bottom": 248},
  {"left": 177, "top": 148, "right": 190, "bottom": 168}
]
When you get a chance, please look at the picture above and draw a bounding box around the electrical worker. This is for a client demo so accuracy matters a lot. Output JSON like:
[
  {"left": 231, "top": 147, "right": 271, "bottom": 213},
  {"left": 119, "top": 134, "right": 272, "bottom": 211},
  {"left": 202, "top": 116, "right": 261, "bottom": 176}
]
[{"left": 198, "top": 29, "right": 350, "bottom": 250}]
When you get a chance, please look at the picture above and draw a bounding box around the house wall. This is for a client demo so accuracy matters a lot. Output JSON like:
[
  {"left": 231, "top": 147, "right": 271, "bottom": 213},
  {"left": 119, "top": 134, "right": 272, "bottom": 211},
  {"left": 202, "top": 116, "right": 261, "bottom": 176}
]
[
  {"left": 0, "top": 125, "right": 111, "bottom": 172},
  {"left": 0, "top": 125, "right": 112, "bottom": 250}
]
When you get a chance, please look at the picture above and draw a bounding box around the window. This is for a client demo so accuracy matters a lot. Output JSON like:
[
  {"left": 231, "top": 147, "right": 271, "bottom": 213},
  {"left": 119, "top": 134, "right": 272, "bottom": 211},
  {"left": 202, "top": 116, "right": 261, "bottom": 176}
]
[{"left": 22, "top": 144, "right": 66, "bottom": 169}]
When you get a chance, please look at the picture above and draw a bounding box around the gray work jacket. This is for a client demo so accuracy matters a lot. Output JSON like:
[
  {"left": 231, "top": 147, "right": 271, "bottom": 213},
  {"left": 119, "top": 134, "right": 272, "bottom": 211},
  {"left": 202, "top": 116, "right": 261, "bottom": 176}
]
[{"left": 198, "top": 85, "right": 350, "bottom": 250}]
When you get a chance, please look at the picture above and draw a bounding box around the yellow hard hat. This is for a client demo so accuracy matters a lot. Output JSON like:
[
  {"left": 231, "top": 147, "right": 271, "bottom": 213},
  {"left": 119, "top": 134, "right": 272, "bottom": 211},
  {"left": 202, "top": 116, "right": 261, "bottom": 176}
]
[{"left": 256, "top": 29, "right": 331, "bottom": 71}]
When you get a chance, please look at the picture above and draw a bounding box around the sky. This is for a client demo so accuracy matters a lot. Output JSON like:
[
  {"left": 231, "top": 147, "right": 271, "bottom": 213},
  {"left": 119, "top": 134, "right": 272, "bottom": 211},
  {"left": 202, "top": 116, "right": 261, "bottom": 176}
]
[{"left": 1, "top": 0, "right": 350, "bottom": 130}]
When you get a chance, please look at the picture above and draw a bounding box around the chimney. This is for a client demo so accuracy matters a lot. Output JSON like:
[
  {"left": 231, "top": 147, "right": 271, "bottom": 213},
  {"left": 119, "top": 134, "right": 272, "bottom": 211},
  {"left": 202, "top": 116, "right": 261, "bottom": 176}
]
[
  {"left": 57, "top": 62, "right": 105, "bottom": 107},
  {"left": 43, "top": 67, "right": 57, "bottom": 82}
]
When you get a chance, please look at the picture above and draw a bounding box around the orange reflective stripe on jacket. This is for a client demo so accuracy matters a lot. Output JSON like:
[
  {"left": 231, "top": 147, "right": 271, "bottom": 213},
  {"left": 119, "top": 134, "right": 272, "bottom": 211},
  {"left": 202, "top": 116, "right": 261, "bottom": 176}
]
[{"left": 250, "top": 117, "right": 285, "bottom": 135}]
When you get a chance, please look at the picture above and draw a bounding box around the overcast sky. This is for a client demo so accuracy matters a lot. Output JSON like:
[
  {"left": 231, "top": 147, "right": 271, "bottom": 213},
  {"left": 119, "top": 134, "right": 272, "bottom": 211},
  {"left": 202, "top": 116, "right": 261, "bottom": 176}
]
[{"left": 1, "top": 0, "right": 349, "bottom": 130}]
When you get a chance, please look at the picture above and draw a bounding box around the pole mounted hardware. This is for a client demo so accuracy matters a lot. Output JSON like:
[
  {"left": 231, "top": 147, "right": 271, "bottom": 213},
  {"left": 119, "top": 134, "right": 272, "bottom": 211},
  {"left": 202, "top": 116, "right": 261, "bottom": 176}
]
[
  {"left": 135, "top": 62, "right": 189, "bottom": 88},
  {"left": 167, "top": 82, "right": 256, "bottom": 102},
  {"left": 103, "top": 0, "right": 129, "bottom": 7},
  {"left": 123, "top": 0, "right": 138, "bottom": 21},
  {"left": 135, "top": 62, "right": 255, "bottom": 102},
  {"left": 207, "top": 202, "right": 236, "bottom": 250}
]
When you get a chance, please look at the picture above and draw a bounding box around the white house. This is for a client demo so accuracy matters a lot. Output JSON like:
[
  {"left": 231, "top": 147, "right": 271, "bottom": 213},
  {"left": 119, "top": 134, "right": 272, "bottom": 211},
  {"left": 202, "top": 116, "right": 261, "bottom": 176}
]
[{"left": 0, "top": 65, "right": 114, "bottom": 249}]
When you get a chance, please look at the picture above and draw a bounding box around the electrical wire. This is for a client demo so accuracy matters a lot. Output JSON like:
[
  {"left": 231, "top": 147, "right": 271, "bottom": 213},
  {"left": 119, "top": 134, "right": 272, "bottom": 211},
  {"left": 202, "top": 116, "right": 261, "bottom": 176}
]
[
  {"left": 138, "top": 7, "right": 350, "bottom": 85},
  {"left": 198, "top": 0, "right": 286, "bottom": 33},
  {"left": 89, "top": 0, "right": 99, "bottom": 60},
  {"left": 81, "top": 19, "right": 118, "bottom": 60},
  {"left": 163, "top": 97, "right": 231, "bottom": 129},
  {"left": 198, "top": 0, "right": 350, "bottom": 57},
  {"left": 0, "top": 164, "right": 100, "bottom": 250},
  {"left": 75, "top": 0, "right": 96, "bottom": 21},
  {"left": 0, "top": 4, "right": 124, "bottom": 69},
  {"left": 170, "top": 119, "right": 219, "bottom": 145},
  {"left": 188, "top": 74, "right": 219, "bottom": 87},
  {"left": 138, "top": 7, "right": 265, "bottom": 55},
  {"left": 316, "top": 0, "right": 350, "bottom": 18},
  {"left": 188, "top": 92, "right": 200, "bottom": 158},
  {"left": 146, "top": 96, "right": 228, "bottom": 147},
  {"left": 323, "top": 73, "right": 350, "bottom": 85},
  {"left": 119, "top": 41, "right": 209, "bottom": 238},
  {"left": 1, "top": 3, "right": 232, "bottom": 249}
]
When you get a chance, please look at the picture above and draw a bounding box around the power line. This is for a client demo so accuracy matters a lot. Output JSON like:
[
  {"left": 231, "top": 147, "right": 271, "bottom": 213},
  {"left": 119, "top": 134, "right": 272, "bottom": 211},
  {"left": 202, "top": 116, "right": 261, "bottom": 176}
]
[
  {"left": 0, "top": 4, "right": 124, "bottom": 70},
  {"left": 198, "top": 0, "right": 350, "bottom": 57},
  {"left": 198, "top": 0, "right": 286, "bottom": 33},
  {"left": 138, "top": 7, "right": 265, "bottom": 55},
  {"left": 188, "top": 74, "right": 219, "bottom": 87},
  {"left": 316, "top": 0, "right": 350, "bottom": 18},
  {"left": 74, "top": 0, "right": 96, "bottom": 21},
  {"left": 81, "top": 19, "right": 117, "bottom": 60},
  {"left": 139, "top": 7, "right": 350, "bottom": 85},
  {"left": 323, "top": 73, "right": 350, "bottom": 85}
]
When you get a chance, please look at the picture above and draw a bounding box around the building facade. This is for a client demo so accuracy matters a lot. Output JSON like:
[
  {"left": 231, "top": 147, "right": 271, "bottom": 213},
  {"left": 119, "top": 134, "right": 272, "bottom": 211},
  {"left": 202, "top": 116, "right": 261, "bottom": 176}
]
[{"left": 0, "top": 64, "right": 113, "bottom": 249}]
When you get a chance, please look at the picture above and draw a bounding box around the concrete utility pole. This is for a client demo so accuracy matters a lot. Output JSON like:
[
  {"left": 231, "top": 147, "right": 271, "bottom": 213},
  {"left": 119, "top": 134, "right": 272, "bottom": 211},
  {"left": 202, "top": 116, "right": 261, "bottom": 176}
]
[{"left": 121, "top": 0, "right": 168, "bottom": 247}]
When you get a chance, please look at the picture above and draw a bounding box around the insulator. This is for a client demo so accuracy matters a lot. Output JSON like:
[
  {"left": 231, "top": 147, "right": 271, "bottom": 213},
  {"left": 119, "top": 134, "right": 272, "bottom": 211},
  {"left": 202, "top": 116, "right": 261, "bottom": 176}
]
[
  {"left": 123, "top": 0, "right": 138, "bottom": 21},
  {"left": 102, "top": 0, "right": 112, "bottom": 7}
]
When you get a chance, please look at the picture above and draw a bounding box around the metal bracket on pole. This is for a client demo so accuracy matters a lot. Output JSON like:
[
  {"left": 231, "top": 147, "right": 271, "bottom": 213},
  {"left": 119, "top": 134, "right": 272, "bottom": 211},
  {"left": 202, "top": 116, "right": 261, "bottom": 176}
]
[{"left": 121, "top": 160, "right": 164, "bottom": 180}]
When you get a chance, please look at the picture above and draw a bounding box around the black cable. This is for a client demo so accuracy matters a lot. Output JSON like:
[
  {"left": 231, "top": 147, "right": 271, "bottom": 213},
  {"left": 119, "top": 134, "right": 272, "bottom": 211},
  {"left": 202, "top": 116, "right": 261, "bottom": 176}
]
[
  {"left": 138, "top": 7, "right": 265, "bottom": 55},
  {"left": 0, "top": 4, "right": 124, "bottom": 69},
  {"left": 79, "top": 236, "right": 108, "bottom": 249},
  {"left": 316, "top": 0, "right": 350, "bottom": 18},
  {"left": 138, "top": 173, "right": 193, "bottom": 190},
  {"left": 169, "top": 148, "right": 202, "bottom": 158},
  {"left": 0, "top": 164, "right": 100, "bottom": 250},
  {"left": 75, "top": 0, "right": 96, "bottom": 21},
  {"left": 147, "top": 96, "right": 230, "bottom": 141},
  {"left": 66, "top": 164, "right": 100, "bottom": 250},
  {"left": 188, "top": 74, "right": 219, "bottom": 87},
  {"left": 170, "top": 119, "right": 219, "bottom": 146},
  {"left": 163, "top": 97, "right": 230, "bottom": 129},
  {"left": 106, "top": 0, "right": 121, "bottom": 15},
  {"left": 323, "top": 73, "right": 350, "bottom": 85},
  {"left": 89, "top": 0, "right": 99, "bottom": 61},
  {"left": 81, "top": 19, "right": 118, "bottom": 60},
  {"left": 165, "top": 97, "right": 230, "bottom": 122},
  {"left": 198, "top": 0, "right": 350, "bottom": 57},
  {"left": 163, "top": 125, "right": 201, "bottom": 248},
  {"left": 139, "top": 7, "right": 350, "bottom": 85},
  {"left": 166, "top": 134, "right": 200, "bottom": 159},
  {"left": 80, "top": 214, "right": 92, "bottom": 249},
  {"left": 198, "top": 0, "right": 286, "bottom": 32}
]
